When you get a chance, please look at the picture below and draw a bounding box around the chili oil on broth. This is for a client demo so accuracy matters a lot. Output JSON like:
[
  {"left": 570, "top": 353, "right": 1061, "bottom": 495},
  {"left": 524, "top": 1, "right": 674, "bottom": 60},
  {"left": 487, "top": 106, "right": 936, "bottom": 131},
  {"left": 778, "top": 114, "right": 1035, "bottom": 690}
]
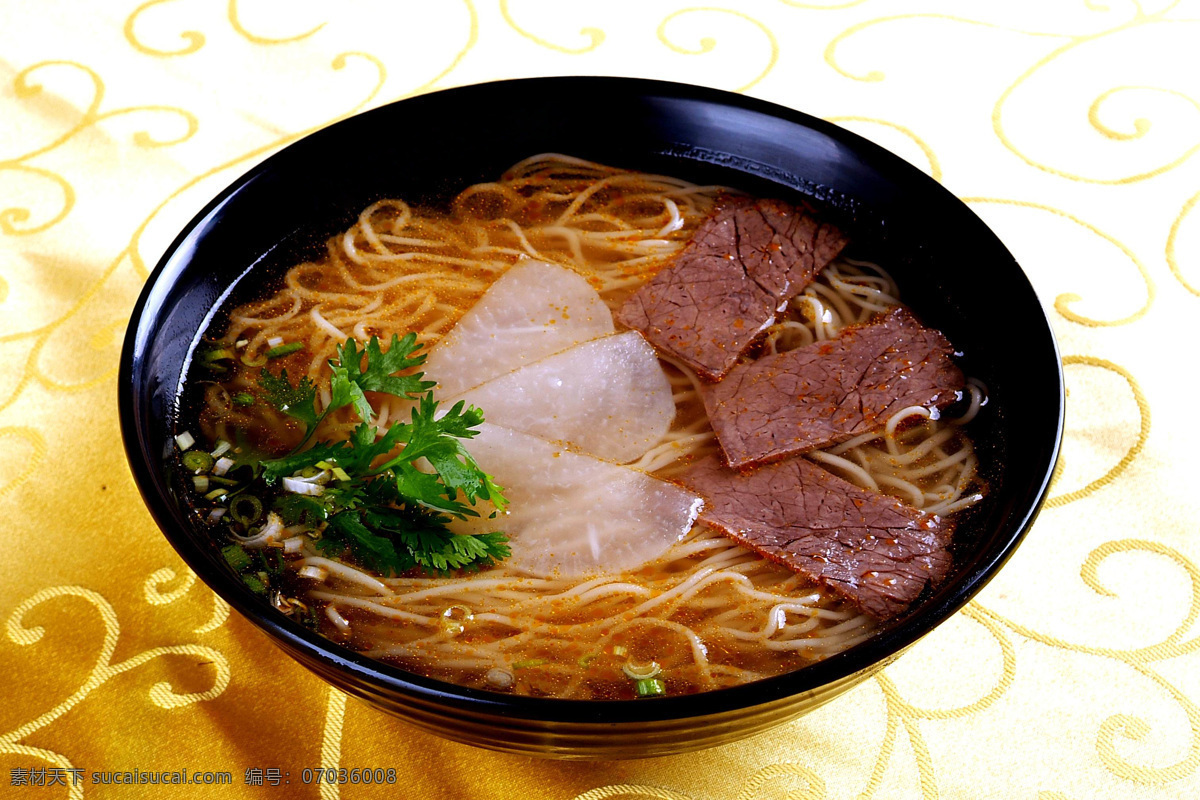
[{"left": 186, "top": 154, "right": 985, "bottom": 700}]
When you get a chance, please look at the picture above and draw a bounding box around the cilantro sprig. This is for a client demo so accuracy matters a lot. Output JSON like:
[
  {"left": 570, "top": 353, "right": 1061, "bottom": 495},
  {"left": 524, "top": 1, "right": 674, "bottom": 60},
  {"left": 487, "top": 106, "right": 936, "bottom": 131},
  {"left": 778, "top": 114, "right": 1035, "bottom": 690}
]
[
  {"left": 332, "top": 335, "right": 433, "bottom": 422},
  {"left": 258, "top": 332, "right": 434, "bottom": 450},
  {"left": 248, "top": 333, "right": 509, "bottom": 577}
]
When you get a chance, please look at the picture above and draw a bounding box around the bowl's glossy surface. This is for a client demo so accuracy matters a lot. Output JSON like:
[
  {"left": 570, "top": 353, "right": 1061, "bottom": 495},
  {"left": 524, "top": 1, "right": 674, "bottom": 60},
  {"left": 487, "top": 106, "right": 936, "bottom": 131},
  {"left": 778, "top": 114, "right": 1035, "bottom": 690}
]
[{"left": 120, "top": 77, "right": 1063, "bottom": 759}]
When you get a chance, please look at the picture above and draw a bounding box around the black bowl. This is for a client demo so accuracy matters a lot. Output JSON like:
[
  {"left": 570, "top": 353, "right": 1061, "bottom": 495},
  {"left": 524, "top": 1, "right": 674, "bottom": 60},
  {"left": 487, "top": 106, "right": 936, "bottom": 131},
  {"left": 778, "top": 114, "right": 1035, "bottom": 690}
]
[{"left": 120, "top": 77, "right": 1063, "bottom": 758}]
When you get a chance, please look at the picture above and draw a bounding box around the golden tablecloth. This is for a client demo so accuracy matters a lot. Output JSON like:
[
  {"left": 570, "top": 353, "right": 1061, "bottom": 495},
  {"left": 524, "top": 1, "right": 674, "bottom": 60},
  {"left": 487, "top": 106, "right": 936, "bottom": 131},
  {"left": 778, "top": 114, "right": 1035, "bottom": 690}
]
[{"left": 3, "top": 1, "right": 1198, "bottom": 797}]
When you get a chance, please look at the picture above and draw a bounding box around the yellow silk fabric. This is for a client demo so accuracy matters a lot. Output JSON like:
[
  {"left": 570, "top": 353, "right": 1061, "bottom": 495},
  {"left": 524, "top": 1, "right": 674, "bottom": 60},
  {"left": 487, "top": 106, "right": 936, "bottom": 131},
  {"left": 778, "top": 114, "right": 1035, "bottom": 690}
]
[{"left": 2, "top": 1, "right": 1198, "bottom": 797}]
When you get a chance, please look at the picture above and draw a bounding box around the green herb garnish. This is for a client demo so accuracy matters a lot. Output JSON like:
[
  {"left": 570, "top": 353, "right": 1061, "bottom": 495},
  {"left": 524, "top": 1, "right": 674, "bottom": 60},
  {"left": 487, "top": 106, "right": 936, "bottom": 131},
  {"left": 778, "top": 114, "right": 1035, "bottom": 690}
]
[
  {"left": 331, "top": 334, "right": 434, "bottom": 423},
  {"left": 241, "top": 334, "right": 508, "bottom": 577},
  {"left": 258, "top": 332, "right": 434, "bottom": 449}
]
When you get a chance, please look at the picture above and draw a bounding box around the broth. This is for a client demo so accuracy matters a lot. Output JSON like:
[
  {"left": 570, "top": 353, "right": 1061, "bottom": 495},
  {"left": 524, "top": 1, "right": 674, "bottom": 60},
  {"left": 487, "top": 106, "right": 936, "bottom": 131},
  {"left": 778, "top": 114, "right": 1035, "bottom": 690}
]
[{"left": 177, "top": 155, "right": 985, "bottom": 699}]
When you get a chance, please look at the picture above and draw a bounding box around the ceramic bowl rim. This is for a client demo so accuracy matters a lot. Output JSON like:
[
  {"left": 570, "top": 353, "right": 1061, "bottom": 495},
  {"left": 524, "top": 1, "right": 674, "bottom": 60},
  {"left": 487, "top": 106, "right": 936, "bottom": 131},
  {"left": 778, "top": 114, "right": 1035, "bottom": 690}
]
[{"left": 119, "top": 76, "right": 1064, "bottom": 727}]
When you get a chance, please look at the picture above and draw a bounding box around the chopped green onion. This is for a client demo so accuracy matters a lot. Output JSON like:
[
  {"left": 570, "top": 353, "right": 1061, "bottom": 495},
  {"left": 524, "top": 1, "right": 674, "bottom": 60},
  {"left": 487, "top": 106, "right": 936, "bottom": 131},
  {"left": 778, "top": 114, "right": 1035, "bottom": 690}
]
[
  {"left": 578, "top": 653, "right": 597, "bottom": 668},
  {"left": 192, "top": 475, "right": 209, "bottom": 493},
  {"left": 230, "top": 495, "right": 263, "bottom": 526},
  {"left": 232, "top": 393, "right": 254, "bottom": 407},
  {"left": 314, "top": 461, "right": 334, "bottom": 470},
  {"left": 635, "top": 678, "right": 666, "bottom": 697},
  {"left": 222, "top": 544, "right": 252, "bottom": 571},
  {"left": 282, "top": 476, "right": 324, "bottom": 496},
  {"left": 512, "top": 658, "right": 547, "bottom": 670},
  {"left": 207, "top": 475, "right": 238, "bottom": 486},
  {"left": 242, "top": 574, "right": 267, "bottom": 594},
  {"left": 210, "top": 439, "right": 232, "bottom": 457},
  {"left": 201, "top": 347, "right": 237, "bottom": 363},
  {"left": 331, "top": 466, "right": 351, "bottom": 482},
  {"left": 267, "top": 342, "right": 303, "bottom": 358},
  {"left": 182, "top": 450, "right": 214, "bottom": 473},
  {"left": 622, "top": 661, "right": 661, "bottom": 680},
  {"left": 212, "top": 456, "right": 235, "bottom": 476},
  {"left": 240, "top": 351, "right": 268, "bottom": 367},
  {"left": 611, "top": 645, "right": 627, "bottom": 657},
  {"left": 204, "top": 487, "right": 229, "bottom": 501},
  {"left": 174, "top": 431, "right": 195, "bottom": 451}
]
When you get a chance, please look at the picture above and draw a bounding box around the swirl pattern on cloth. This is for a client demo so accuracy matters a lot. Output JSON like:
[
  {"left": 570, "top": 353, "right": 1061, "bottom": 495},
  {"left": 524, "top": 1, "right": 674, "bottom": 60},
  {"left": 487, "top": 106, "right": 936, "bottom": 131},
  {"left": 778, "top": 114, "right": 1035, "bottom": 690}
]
[{"left": 2, "top": 1, "right": 1198, "bottom": 798}]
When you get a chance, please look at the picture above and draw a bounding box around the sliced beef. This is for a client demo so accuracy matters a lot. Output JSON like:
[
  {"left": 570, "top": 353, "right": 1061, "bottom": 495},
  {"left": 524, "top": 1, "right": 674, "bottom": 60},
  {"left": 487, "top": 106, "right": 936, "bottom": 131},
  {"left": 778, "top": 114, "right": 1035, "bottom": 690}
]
[
  {"left": 703, "top": 307, "right": 964, "bottom": 469},
  {"left": 617, "top": 197, "right": 848, "bottom": 381},
  {"left": 680, "top": 454, "right": 953, "bottom": 619}
]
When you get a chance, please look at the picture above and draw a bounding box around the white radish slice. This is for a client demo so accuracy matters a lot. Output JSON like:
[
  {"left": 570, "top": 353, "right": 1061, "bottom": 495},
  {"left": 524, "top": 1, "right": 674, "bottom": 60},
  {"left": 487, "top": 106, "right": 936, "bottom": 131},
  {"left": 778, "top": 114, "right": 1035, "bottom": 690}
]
[
  {"left": 450, "top": 424, "right": 702, "bottom": 579},
  {"left": 423, "top": 260, "right": 613, "bottom": 397},
  {"left": 450, "top": 331, "right": 674, "bottom": 463}
]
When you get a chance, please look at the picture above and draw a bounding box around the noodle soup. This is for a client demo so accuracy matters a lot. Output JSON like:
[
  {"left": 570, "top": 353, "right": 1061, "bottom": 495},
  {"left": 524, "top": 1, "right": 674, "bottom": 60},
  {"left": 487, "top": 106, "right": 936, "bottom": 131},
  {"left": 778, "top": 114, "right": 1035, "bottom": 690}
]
[{"left": 176, "top": 155, "right": 985, "bottom": 700}]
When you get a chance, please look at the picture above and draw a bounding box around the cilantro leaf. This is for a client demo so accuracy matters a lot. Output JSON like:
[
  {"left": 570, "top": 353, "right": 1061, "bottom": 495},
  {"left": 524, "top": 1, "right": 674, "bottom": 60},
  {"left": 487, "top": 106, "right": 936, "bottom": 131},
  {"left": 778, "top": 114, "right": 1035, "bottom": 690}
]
[
  {"left": 260, "top": 441, "right": 346, "bottom": 484},
  {"left": 329, "top": 362, "right": 372, "bottom": 425},
  {"left": 258, "top": 334, "right": 434, "bottom": 453},
  {"left": 332, "top": 422, "right": 406, "bottom": 476},
  {"left": 380, "top": 395, "right": 508, "bottom": 512},
  {"left": 258, "top": 368, "right": 318, "bottom": 430},
  {"left": 321, "top": 483, "right": 366, "bottom": 510},
  {"left": 409, "top": 531, "right": 511, "bottom": 573},
  {"left": 272, "top": 494, "right": 329, "bottom": 527},
  {"left": 362, "top": 504, "right": 451, "bottom": 539},
  {"left": 329, "top": 334, "right": 434, "bottom": 425},
  {"left": 352, "top": 334, "right": 435, "bottom": 398},
  {"left": 235, "top": 332, "right": 509, "bottom": 579},
  {"left": 416, "top": 397, "right": 486, "bottom": 440},
  {"left": 320, "top": 510, "right": 413, "bottom": 575},
  {"left": 392, "top": 462, "right": 478, "bottom": 517},
  {"left": 364, "top": 506, "right": 509, "bottom": 574}
]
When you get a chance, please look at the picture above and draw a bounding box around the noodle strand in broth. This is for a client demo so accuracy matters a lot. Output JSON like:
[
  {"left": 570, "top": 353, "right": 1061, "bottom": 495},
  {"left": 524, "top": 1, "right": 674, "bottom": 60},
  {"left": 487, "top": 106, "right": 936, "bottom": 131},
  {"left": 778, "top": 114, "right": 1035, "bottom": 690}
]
[{"left": 190, "top": 155, "right": 985, "bottom": 699}]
